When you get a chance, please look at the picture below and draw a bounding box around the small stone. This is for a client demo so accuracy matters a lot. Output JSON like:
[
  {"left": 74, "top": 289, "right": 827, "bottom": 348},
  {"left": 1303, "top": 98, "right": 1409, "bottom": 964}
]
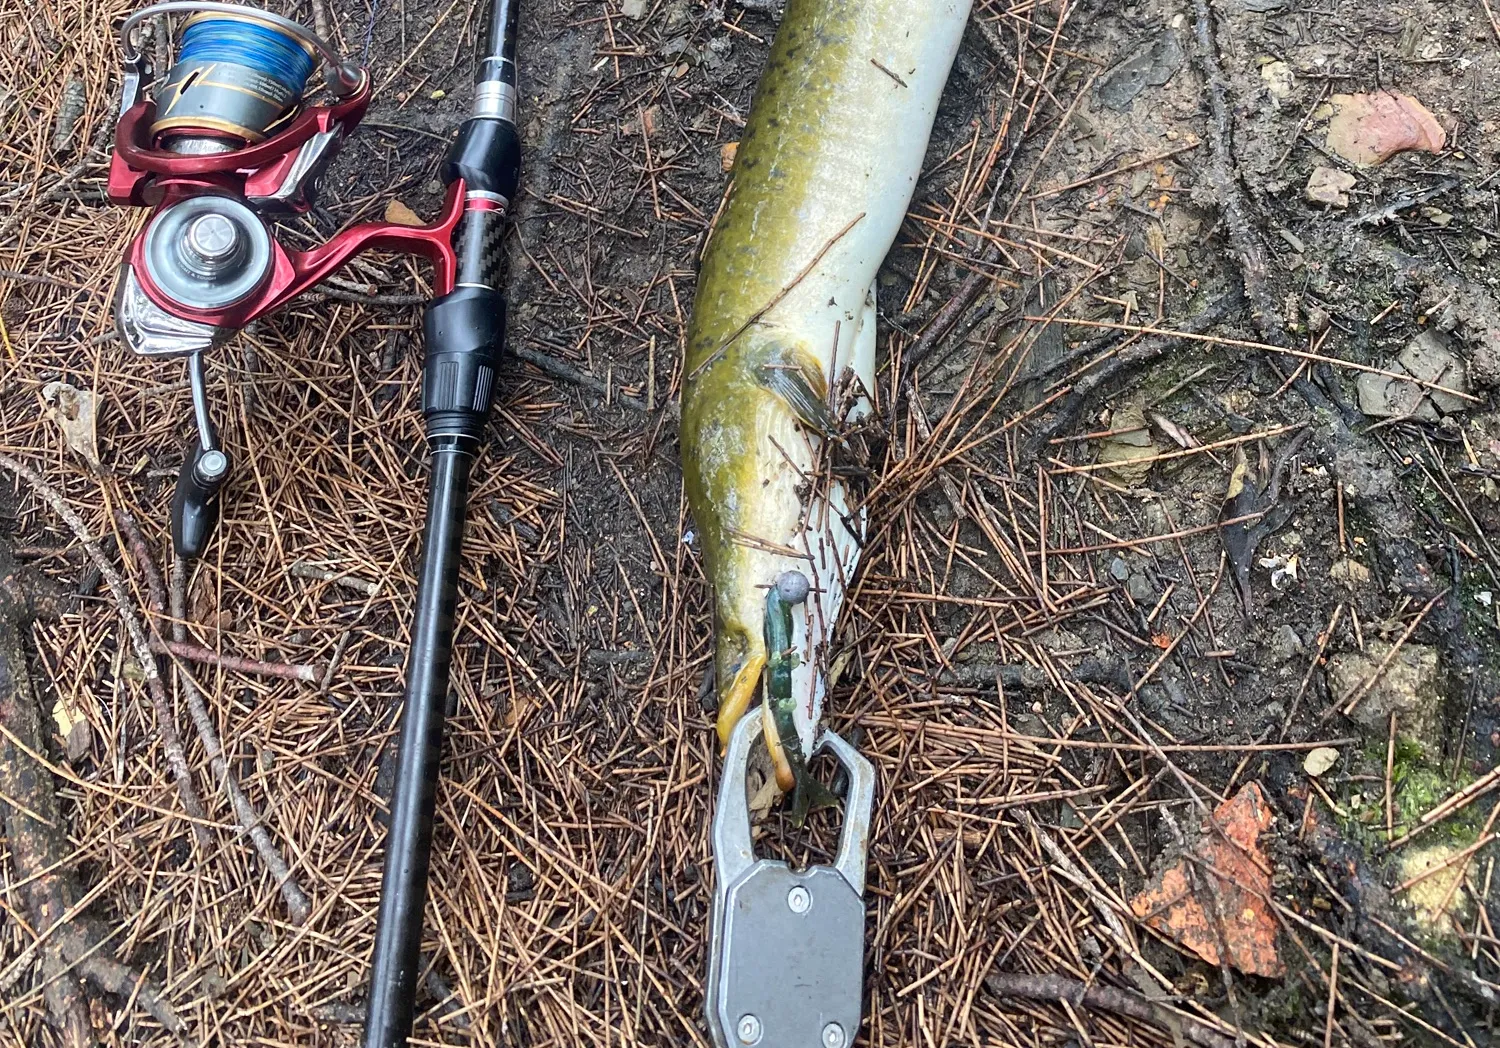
[
  {"left": 507, "top": 863, "right": 536, "bottom": 900},
  {"left": 1328, "top": 559, "right": 1373, "bottom": 590},
  {"left": 1398, "top": 331, "right": 1469, "bottom": 415},
  {"left": 1109, "top": 556, "right": 1130, "bottom": 581},
  {"left": 1399, "top": 843, "right": 1471, "bottom": 932},
  {"left": 1268, "top": 624, "right": 1304, "bottom": 663},
  {"left": 1326, "top": 642, "right": 1443, "bottom": 753},
  {"left": 1256, "top": 701, "right": 1287, "bottom": 728},
  {"left": 1357, "top": 371, "right": 1431, "bottom": 420},
  {"left": 1305, "top": 166, "right": 1357, "bottom": 207},
  {"left": 201, "top": 970, "right": 228, "bottom": 999},
  {"left": 1037, "top": 628, "right": 1083, "bottom": 654},
  {"left": 1096, "top": 30, "right": 1185, "bottom": 111},
  {"left": 1098, "top": 402, "right": 1158, "bottom": 484},
  {"left": 1306, "top": 305, "right": 1330, "bottom": 335},
  {"left": 1324, "top": 91, "right": 1446, "bottom": 168},
  {"left": 1127, "top": 574, "right": 1155, "bottom": 604},
  {"left": 622, "top": 0, "right": 648, "bottom": 17},
  {"left": 1470, "top": 236, "right": 1489, "bottom": 259},
  {"left": 1260, "top": 60, "right": 1295, "bottom": 101}
]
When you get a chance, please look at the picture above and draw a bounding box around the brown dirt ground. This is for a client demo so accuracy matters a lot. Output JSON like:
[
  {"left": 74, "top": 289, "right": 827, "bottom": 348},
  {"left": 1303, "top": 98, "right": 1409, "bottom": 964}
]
[{"left": 1, "top": 0, "right": 1499, "bottom": 1045}]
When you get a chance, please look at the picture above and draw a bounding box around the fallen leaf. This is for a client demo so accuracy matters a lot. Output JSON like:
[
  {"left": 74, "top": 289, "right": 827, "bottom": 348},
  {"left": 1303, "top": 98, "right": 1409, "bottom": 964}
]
[
  {"left": 1152, "top": 412, "right": 1198, "bottom": 449},
  {"left": 1324, "top": 91, "right": 1445, "bottom": 167},
  {"left": 748, "top": 767, "right": 780, "bottom": 821},
  {"left": 720, "top": 141, "right": 738, "bottom": 171},
  {"left": 1151, "top": 632, "right": 1173, "bottom": 650},
  {"left": 1303, "top": 746, "right": 1339, "bottom": 777},
  {"left": 640, "top": 105, "right": 659, "bottom": 137},
  {"left": 189, "top": 570, "right": 233, "bottom": 631},
  {"left": 42, "top": 382, "right": 102, "bottom": 472},
  {"left": 1131, "top": 783, "right": 1284, "bottom": 976},
  {"left": 51, "top": 695, "right": 91, "bottom": 761},
  {"left": 384, "top": 200, "right": 423, "bottom": 227}
]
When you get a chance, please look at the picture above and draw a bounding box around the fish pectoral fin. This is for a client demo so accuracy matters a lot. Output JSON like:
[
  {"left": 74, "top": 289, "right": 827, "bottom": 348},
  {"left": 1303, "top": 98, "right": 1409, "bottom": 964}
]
[
  {"left": 715, "top": 649, "right": 767, "bottom": 751},
  {"left": 758, "top": 361, "right": 838, "bottom": 437}
]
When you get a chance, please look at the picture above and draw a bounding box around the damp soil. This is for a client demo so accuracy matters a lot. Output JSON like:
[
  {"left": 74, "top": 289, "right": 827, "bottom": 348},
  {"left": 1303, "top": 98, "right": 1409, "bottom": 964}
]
[{"left": 319, "top": 0, "right": 1500, "bottom": 1041}]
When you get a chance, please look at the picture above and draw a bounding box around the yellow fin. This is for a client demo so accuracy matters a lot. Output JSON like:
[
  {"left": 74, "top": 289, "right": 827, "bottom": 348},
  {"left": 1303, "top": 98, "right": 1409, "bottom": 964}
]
[{"left": 716, "top": 650, "right": 766, "bottom": 751}]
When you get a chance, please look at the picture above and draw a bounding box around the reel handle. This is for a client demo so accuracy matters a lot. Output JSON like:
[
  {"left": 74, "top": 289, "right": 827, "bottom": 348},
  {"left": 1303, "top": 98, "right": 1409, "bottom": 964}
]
[{"left": 171, "top": 442, "right": 230, "bottom": 559}]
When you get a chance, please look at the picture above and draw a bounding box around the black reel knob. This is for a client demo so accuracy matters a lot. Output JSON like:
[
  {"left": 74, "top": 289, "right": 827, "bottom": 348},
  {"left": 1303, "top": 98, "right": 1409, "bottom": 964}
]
[{"left": 171, "top": 441, "right": 230, "bottom": 560}]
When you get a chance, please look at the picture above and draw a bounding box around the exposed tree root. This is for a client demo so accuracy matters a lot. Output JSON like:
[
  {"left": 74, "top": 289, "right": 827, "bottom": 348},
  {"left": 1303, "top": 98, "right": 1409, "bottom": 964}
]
[
  {"left": 1025, "top": 288, "right": 1244, "bottom": 454},
  {"left": 1190, "top": 0, "right": 1441, "bottom": 590}
]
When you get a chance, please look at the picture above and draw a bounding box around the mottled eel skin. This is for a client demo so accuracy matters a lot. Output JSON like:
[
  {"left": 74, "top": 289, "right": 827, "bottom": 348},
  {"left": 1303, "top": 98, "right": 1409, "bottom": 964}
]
[{"left": 681, "top": 0, "right": 970, "bottom": 799}]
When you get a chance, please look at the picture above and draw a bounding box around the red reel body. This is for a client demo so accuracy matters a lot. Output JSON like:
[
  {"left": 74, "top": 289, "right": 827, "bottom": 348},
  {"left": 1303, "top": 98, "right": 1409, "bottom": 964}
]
[
  {"left": 111, "top": 3, "right": 458, "bottom": 356},
  {"left": 109, "top": 1, "right": 470, "bottom": 561}
]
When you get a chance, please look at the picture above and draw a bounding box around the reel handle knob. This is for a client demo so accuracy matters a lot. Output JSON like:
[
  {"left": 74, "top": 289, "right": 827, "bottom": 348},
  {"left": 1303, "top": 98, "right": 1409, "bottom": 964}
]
[{"left": 171, "top": 442, "right": 230, "bottom": 560}]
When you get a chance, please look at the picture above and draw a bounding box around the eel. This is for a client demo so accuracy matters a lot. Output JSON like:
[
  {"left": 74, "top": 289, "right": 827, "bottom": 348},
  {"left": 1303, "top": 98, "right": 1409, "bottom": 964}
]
[{"left": 681, "top": 0, "right": 971, "bottom": 813}]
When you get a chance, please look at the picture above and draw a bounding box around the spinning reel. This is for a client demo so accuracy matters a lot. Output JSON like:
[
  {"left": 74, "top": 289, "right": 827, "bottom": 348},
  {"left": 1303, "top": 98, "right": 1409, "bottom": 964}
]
[{"left": 109, "top": 2, "right": 470, "bottom": 559}]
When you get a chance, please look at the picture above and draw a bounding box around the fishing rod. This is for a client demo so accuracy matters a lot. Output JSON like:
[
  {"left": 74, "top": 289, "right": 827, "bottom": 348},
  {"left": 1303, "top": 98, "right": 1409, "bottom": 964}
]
[
  {"left": 363, "top": 0, "right": 518, "bottom": 1040},
  {"left": 107, "top": 2, "right": 519, "bottom": 1043}
]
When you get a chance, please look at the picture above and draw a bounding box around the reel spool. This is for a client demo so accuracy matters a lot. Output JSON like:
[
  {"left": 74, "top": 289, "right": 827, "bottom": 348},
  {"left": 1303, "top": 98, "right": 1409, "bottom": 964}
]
[
  {"left": 151, "top": 13, "right": 319, "bottom": 153},
  {"left": 109, "top": 0, "right": 367, "bottom": 208}
]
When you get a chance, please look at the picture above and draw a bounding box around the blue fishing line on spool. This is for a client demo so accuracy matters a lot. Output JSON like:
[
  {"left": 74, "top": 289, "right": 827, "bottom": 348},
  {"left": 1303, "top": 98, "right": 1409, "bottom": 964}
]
[{"left": 176, "top": 17, "right": 316, "bottom": 98}]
